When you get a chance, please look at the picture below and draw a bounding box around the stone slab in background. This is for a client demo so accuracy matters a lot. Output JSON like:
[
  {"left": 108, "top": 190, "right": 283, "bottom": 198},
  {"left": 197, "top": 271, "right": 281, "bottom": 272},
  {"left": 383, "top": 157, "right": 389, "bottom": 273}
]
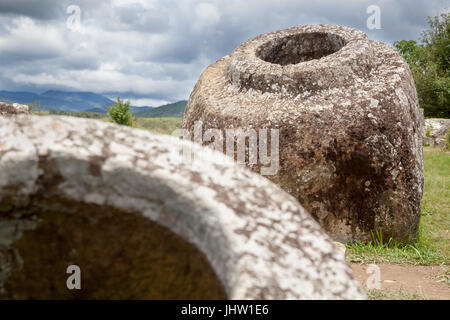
[
  {"left": 0, "top": 102, "right": 31, "bottom": 117},
  {"left": 423, "top": 119, "right": 450, "bottom": 147}
]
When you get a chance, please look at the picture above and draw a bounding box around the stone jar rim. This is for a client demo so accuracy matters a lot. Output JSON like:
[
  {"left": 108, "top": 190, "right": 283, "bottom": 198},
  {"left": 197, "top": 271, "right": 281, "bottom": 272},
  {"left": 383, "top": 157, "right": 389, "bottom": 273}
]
[{"left": 227, "top": 24, "right": 374, "bottom": 96}]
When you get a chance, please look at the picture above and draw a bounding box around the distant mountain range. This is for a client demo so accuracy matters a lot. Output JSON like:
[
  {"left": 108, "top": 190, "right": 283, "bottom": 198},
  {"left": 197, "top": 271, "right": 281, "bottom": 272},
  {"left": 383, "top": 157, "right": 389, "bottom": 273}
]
[
  {"left": 0, "top": 90, "right": 187, "bottom": 117},
  {"left": 0, "top": 90, "right": 114, "bottom": 113},
  {"left": 130, "top": 106, "right": 153, "bottom": 113}
]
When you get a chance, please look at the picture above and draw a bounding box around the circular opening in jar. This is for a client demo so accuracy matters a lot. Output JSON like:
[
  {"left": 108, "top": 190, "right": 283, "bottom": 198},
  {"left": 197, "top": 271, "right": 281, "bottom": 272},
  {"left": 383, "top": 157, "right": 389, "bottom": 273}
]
[
  {"left": 257, "top": 32, "right": 346, "bottom": 66},
  {"left": 0, "top": 199, "right": 227, "bottom": 299}
]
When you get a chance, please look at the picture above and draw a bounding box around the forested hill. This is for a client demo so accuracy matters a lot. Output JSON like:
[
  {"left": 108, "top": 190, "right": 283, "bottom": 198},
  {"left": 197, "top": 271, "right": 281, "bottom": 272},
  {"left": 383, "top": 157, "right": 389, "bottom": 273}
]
[{"left": 133, "top": 101, "right": 187, "bottom": 118}]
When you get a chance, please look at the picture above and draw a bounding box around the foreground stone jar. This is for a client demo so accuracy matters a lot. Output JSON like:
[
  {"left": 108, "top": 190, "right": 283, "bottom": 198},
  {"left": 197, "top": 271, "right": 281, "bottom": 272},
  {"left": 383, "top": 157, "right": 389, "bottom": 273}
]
[
  {"left": 0, "top": 115, "right": 364, "bottom": 299},
  {"left": 183, "top": 24, "right": 424, "bottom": 243}
]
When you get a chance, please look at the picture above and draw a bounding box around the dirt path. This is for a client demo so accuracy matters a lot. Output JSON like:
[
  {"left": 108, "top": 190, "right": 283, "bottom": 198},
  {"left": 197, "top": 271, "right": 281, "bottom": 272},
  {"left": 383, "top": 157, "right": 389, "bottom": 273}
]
[{"left": 351, "top": 263, "right": 450, "bottom": 299}]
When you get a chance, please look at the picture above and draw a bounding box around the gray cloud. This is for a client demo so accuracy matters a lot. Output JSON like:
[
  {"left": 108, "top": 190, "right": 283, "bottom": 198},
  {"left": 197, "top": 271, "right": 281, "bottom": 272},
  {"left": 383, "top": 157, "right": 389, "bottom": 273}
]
[
  {"left": 117, "top": 3, "right": 170, "bottom": 33},
  {"left": 0, "top": 0, "right": 448, "bottom": 106},
  {"left": 0, "top": 0, "right": 63, "bottom": 20}
]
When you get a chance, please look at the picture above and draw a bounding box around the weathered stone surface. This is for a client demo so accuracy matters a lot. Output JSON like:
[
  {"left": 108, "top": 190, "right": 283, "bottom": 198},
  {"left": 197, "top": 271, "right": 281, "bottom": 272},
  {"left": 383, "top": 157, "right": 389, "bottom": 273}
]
[
  {"left": 0, "top": 115, "right": 365, "bottom": 299},
  {"left": 0, "top": 102, "right": 31, "bottom": 117},
  {"left": 183, "top": 24, "right": 424, "bottom": 243},
  {"left": 423, "top": 119, "right": 450, "bottom": 148}
]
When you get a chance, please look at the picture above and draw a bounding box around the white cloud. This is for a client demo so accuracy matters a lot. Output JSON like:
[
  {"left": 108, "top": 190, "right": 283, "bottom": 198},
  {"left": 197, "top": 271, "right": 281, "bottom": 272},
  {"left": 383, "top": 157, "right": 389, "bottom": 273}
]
[
  {"left": 121, "top": 97, "right": 171, "bottom": 107},
  {"left": 0, "top": 17, "right": 67, "bottom": 58},
  {"left": 192, "top": 2, "right": 221, "bottom": 32}
]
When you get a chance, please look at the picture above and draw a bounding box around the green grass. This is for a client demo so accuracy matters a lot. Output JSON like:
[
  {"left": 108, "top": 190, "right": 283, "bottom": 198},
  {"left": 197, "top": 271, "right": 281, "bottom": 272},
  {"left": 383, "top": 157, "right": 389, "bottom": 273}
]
[
  {"left": 347, "top": 147, "right": 449, "bottom": 266},
  {"left": 430, "top": 268, "right": 450, "bottom": 285},
  {"left": 366, "top": 289, "right": 424, "bottom": 300},
  {"left": 346, "top": 236, "right": 446, "bottom": 265},
  {"left": 420, "top": 147, "right": 450, "bottom": 260},
  {"left": 33, "top": 110, "right": 107, "bottom": 119},
  {"left": 133, "top": 117, "right": 182, "bottom": 135}
]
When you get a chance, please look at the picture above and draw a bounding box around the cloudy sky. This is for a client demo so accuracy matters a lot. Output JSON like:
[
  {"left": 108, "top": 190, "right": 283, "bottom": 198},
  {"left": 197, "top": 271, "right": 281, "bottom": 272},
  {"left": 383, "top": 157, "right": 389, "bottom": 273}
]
[{"left": 0, "top": 0, "right": 448, "bottom": 106}]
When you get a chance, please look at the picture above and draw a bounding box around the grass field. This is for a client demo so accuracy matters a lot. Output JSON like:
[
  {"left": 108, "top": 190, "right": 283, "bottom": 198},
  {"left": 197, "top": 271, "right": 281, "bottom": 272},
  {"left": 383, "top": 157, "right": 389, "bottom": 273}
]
[
  {"left": 133, "top": 117, "right": 182, "bottom": 135},
  {"left": 347, "top": 147, "right": 449, "bottom": 266},
  {"left": 104, "top": 116, "right": 182, "bottom": 135},
  {"left": 366, "top": 289, "right": 424, "bottom": 300},
  {"left": 35, "top": 110, "right": 183, "bottom": 136},
  {"left": 421, "top": 147, "right": 450, "bottom": 260}
]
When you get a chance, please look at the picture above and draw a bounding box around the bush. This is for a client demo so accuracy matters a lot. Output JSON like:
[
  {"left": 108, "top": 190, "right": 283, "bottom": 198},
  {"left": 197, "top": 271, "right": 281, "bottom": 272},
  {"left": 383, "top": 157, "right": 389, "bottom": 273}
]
[
  {"left": 394, "top": 13, "right": 449, "bottom": 118},
  {"left": 108, "top": 97, "right": 132, "bottom": 126}
]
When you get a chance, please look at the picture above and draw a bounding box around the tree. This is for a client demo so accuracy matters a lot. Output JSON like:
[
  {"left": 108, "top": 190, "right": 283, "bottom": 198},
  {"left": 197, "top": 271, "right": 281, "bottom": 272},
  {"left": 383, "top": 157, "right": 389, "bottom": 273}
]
[
  {"left": 108, "top": 97, "right": 132, "bottom": 126},
  {"left": 394, "top": 12, "right": 449, "bottom": 118}
]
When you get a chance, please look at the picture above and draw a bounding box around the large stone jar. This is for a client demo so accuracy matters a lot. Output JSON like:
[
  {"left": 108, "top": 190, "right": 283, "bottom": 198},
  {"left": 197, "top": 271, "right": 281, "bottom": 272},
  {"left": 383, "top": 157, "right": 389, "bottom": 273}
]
[
  {"left": 0, "top": 115, "right": 365, "bottom": 299},
  {"left": 183, "top": 24, "right": 424, "bottom": 243}
]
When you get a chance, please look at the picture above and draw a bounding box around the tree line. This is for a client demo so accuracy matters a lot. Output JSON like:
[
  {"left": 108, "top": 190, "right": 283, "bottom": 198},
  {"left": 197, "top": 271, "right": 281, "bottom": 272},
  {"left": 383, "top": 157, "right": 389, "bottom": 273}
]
[{"left": 394, "top": 13, "right": 449, "bottom": 118}]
